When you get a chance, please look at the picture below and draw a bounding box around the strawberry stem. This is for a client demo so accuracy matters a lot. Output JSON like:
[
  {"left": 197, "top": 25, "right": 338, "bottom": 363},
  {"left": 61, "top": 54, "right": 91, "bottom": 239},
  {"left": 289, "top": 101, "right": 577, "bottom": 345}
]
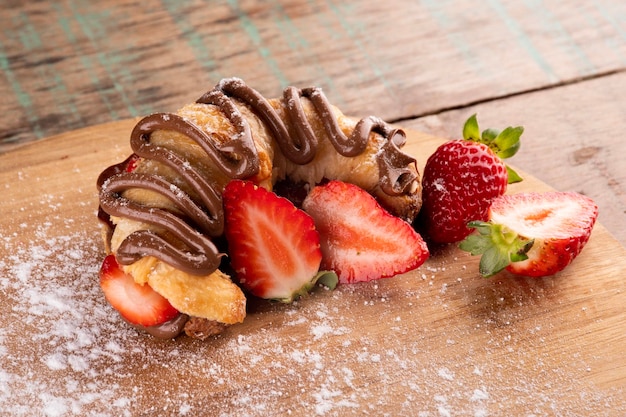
[
  {"left": 316, "top": 271, "right": 339, "bottom": 290},
  {"left": 462, "top": 114, "right": 524, "bottom": 184},
  {"left": 462, "top": 114, "right": 481, "bottom": 142},
  {"left": 506, "top": 166, "right": 523, "bottom": 184},
  {"left": 459, "top": 221, "right": 533, "bottom": 277}
]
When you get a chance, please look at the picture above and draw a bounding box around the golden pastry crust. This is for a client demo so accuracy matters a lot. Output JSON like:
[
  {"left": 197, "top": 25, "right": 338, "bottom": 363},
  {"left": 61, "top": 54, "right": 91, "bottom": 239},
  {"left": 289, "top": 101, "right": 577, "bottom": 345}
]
[
  {"left": 99, "top": 78, "right": 422, "bottom": 337},
  {"left": 270, "top": 99, "right": 422, "bottom": 220},
  {"left": 124, "top": 256, "right": 246, "bottom": 325}
]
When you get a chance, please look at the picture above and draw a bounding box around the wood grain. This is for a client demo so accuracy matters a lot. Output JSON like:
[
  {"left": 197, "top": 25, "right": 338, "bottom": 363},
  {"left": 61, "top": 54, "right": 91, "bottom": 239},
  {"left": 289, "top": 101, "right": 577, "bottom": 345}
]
[
  {"left": 2, "top": 0, "right": 625, "bottom": 148},
  {"left": 0, "top": 121, "right": 625, "bottom": 416}
]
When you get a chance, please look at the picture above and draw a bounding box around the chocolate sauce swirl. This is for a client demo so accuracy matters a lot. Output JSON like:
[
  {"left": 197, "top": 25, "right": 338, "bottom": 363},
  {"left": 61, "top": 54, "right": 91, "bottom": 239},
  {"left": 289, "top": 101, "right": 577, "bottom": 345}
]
[{"left": 98, "top": 78, "right": 418, "bottom": 276}]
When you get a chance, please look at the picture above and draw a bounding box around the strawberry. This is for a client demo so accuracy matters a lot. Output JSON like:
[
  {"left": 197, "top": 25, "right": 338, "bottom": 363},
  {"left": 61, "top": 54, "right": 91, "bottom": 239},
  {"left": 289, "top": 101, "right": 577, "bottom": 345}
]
[
  {"left": 99, "top": 254, "right": 179, "bottom": 326},
  {"left": 222, "top": 180, "right": 328, "bottom": 303},
  {"left": 459, "top": 191, "right": 598, "bottom": 277},
  {"left": 418, "top": 114, "right": 523, "bottom": 243},
  {"left": 125, "top": 154, "right": 141, "bottom": 172},
  {"left": 302, "top": 180, "right": 429, "bottom": 284}
]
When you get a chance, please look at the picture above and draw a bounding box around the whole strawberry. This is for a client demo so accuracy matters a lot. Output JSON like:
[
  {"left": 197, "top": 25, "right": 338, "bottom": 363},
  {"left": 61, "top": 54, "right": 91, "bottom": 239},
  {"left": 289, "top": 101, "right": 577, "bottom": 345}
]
[{"left": 418, "top": 115, "right": 523, "bottom": 243}]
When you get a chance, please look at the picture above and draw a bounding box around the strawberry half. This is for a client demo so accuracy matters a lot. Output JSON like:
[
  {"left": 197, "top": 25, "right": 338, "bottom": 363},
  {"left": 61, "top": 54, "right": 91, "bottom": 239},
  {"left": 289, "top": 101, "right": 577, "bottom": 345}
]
[
  {"left": 99, "top": 254, "right": 179, "bottom": 326},
  {"left": 459, "top": 191, "right": 598, "bottom": 277},
  {"left": 418, "top": 114, "right": 523, "bottom": 243},
  {"left": 222, "top": 180, "right": 328, "bottom": 303},
  {"left": 302, "top": 180, "right": 429, "bottom": 284}
]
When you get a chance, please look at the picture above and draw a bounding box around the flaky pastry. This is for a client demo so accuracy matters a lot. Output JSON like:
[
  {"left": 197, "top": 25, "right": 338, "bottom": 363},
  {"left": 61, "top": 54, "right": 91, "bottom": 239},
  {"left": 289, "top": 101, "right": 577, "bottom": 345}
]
[{"left": 97, "top": 78, "right": 422, "bottom": 339}]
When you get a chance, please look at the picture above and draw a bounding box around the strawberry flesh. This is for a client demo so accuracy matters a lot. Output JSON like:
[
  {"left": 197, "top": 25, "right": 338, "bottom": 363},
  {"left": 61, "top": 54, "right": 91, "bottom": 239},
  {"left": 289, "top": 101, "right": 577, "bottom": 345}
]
[
  {"left": 460, "top": 191, "right": 598, "bottom": 277},
  {"left": 125, "top": 154, "right": 141, "bottom": 172},
  {"left": 491, "top": 191, "right": 598, "bottom": 277},
  {"left": 303, "top": 180, "right": 429, "bottom": 284},
  {"left": 223, "top": 180, "right": 324, "bottom": 302},
  {"left": 99, "top": 254, "right": 179, "bottom": 326}
]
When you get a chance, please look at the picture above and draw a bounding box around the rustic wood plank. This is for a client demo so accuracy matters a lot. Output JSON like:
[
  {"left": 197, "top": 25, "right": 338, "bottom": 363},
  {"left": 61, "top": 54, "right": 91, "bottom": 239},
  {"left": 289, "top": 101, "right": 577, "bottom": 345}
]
[
  {"left": 1, "top": 0, "right": 625, "bottom": 150},
  {"left": 402, "top": 71, "right": 626, "bottom": 247}
]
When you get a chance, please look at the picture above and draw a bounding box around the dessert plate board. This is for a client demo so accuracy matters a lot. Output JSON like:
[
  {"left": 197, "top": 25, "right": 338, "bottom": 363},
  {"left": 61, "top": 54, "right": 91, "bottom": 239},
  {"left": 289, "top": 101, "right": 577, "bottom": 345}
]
[{"left": 1, "top": 119, "right": 625, "bottom": 416}]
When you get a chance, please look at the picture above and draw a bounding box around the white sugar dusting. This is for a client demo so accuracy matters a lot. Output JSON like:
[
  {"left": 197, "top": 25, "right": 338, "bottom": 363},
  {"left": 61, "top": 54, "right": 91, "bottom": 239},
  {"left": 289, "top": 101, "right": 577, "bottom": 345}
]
[{"left": 0, "top": 194, "right": 624, "bottom": 416}]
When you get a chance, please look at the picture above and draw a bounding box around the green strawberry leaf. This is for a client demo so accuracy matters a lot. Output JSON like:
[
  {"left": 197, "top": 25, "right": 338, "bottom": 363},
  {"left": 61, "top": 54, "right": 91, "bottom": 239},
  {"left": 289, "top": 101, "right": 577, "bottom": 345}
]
[
  {"left": 461, "top": 114, "right": 524, "bottom": 162},
  {"left": 481, "top": 128, "right": 500, "bottom": 144},
  {"left": 459, "top": 233, "right": 491, "bottom": 255},
  {"left": 492, "top": 126, "right": 523, "bottom": 159},
  {"left": 462, "top": 114, "right": 481, "bottom": 141},
  {"left": 478, "top": 245, "right": 512, "bottom": 278},
  {"left": 506, "top": 165, "right": 523, "bottom": 184},
  {"left": 459, "top": 221, "right": 533, "bottom": 278}
]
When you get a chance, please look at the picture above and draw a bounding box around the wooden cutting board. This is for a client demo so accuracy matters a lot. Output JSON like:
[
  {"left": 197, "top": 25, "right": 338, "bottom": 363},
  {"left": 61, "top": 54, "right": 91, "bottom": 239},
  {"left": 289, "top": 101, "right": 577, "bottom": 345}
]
[{"left": 1, "top": 120, "right": 625, "bottom": 416}]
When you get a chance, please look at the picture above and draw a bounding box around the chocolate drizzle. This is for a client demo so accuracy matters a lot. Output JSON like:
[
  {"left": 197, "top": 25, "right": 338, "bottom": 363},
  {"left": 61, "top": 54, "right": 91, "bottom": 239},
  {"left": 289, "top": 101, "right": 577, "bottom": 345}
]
[{"left": 98, "top": 78, "right": 418, "bottom": 276}]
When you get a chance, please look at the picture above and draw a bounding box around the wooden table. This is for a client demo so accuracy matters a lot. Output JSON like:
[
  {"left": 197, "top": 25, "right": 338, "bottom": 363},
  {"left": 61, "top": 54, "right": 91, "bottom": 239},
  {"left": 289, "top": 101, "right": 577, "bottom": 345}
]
[{"left": 1, "top": 1, "right": 625, "bottom": 416}]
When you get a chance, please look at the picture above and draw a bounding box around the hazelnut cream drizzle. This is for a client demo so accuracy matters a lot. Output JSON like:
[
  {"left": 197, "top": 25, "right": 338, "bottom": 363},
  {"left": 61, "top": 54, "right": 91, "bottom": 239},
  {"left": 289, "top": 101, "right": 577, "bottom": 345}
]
[{"left": 98, "top": 78, "right": 417, "bottom": 276}]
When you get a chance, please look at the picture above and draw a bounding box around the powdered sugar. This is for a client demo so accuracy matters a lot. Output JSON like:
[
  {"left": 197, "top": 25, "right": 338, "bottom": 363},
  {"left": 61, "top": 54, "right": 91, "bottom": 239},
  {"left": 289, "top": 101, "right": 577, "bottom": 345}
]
[{"left": 1, "top": 193, "right": 624, "bottom": 416}]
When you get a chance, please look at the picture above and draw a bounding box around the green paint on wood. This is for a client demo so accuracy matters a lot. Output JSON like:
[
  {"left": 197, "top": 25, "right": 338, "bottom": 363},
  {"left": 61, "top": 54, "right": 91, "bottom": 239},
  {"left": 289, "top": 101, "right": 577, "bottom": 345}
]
[
  {"left": 0, "top": 41, "right": 44, "bottom": 140},
  {"left": 486, "top": 0, "right": 558, "bottom": 82},
  {"left": 161, "top": 0, "right": 223, "bottom": 84},
  {"left": 226, "top": 0, "right": 290, "bottom": 87},
  {"left": 67, "top": 0, "right": 143, "bottom": 118},
  {"left": 523, "top": 0, "right": 596, "bottom": 77},
  {"left": 325, "top": 1, "right": 395, "bottom": 93},
  {"left": 269, "top": 0, "right": 345, "bottom": 107},
  {"left": 419, "top": 0, "right": 491, "bottom": 76}
]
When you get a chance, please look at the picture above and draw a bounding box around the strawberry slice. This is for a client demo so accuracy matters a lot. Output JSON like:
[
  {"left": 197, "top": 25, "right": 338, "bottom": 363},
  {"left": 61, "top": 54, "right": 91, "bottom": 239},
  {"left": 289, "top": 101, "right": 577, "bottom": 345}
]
[
  {"left": 222, "top": 180, "right": 327, "bottom": 303},
  {"left": 302, "top": 180, "right": 430, "bottom": 284},
  {"left": 459, "top": 191, "right": 598, "bottom": 277},
  {"left": 99, "top": 254, "right": 179, "bottom": 326}
]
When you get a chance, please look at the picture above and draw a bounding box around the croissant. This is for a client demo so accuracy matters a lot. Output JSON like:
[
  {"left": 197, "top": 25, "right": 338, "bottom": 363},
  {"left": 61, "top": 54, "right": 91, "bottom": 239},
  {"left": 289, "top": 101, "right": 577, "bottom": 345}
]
[{"left": 97, "top": 78, "right": 422, "bottom": 339}]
